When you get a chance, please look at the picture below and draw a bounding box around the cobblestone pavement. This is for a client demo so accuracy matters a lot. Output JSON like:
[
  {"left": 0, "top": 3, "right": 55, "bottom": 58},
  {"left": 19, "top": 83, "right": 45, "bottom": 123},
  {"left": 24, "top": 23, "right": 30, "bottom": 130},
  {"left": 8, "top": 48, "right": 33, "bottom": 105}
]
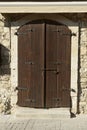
[{"left": 0, "top": 115, "right": 87, "bottom": 130}]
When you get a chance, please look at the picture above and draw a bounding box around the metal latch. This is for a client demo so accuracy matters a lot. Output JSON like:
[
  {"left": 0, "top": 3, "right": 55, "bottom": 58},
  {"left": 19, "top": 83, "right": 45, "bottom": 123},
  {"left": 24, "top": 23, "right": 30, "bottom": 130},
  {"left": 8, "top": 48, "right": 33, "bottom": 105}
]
[
  {"left": 41, "top": 68, "right": 59, "bottom": 74},
  {"left": 41, "top": 68, "right": 57, "bottom": 71}
]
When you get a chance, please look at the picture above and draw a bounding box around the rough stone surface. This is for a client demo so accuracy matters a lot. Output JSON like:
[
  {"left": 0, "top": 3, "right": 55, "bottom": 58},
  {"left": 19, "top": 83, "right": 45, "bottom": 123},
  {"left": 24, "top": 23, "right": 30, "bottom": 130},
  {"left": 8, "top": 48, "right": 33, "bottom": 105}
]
[
  {"left": 79, "top": 22, "right": 87, "bottom": 113},
  {"left": 0, "top": 14, "right": 11, "bottom": 114}
]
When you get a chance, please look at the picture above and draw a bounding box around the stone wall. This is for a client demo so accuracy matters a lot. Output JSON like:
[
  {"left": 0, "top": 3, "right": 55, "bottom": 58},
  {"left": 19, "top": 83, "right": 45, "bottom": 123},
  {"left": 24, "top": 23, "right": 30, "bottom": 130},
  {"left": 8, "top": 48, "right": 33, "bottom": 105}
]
[
  {"left": 0, "top": 13, "right": 87, "bottom": 115},
  {"left": 79, "top": 22, "right": 87, "bottom": 113},
  {"left": 0, "top": 14, "right": 11, "bottom": 114}
]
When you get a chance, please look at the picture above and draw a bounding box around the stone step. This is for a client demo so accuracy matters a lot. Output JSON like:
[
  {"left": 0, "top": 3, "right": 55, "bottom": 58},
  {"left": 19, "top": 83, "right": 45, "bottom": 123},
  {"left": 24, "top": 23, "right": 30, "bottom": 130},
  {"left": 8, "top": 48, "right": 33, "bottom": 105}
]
[{"left": 15, "top": 107, "right": 71, "bottom": 119}]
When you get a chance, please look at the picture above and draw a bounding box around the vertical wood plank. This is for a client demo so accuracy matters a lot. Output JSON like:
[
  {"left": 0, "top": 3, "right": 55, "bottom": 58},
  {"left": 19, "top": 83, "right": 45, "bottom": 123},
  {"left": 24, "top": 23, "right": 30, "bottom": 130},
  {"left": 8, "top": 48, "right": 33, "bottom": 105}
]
[
  {"left": 46, "top": 21, "right": 58, "bottom": 108},
  {"left": 57, "top": 26, "right": 71, "bottom": 107}
]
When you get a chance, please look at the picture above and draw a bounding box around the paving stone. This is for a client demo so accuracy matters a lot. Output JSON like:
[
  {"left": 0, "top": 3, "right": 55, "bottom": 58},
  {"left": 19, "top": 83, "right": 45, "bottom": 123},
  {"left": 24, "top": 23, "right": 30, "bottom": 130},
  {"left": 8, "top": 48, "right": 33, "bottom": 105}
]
[{"left": 0, "top": 115, "right": 87, "bottom": 130}]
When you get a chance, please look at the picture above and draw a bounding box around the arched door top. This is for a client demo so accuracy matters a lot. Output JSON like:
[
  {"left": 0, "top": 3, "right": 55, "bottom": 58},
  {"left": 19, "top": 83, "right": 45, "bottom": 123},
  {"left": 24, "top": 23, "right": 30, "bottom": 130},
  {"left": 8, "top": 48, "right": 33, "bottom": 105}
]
[{"left": 17, "top": 19, "right": 70, "bottom": 32}]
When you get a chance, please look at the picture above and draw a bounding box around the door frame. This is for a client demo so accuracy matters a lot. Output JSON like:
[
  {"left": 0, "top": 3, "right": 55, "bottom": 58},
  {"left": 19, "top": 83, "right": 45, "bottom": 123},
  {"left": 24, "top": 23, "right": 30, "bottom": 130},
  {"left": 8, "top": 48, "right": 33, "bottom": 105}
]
[{"left": 11, "top": 14, "right": 78, "bottom": 114}]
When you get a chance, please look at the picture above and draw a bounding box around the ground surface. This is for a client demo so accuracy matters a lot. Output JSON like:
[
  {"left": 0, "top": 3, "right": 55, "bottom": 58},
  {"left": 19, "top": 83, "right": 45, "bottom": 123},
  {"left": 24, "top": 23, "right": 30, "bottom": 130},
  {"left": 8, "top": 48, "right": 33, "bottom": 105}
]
[{"left": 0, "top": 114, "right": 87, "bottom": 130}]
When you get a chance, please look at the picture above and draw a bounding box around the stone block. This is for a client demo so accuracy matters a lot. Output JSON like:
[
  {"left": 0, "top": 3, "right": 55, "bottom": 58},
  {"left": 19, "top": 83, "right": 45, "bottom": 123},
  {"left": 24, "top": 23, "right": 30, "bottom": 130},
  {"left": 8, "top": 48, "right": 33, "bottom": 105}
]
[{"left": 80, "top": 46, "right": 87, "bottom": 55}]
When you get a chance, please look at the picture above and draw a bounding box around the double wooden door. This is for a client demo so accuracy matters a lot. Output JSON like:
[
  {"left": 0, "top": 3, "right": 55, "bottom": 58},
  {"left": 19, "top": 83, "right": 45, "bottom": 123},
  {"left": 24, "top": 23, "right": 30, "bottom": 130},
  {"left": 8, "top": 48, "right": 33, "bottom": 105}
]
[{"left": 17, "top": 20, "right": 71, "bottom": 108}]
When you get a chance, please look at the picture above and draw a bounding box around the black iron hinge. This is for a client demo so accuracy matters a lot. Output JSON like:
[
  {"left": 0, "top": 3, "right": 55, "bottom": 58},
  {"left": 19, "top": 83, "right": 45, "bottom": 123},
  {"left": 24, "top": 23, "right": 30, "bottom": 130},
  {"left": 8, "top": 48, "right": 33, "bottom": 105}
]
[
  {"left": 15, "top": 29, "right": 34, "bottom": 35},
  {"left": 16, "top": 87, "right": 28, "bottom": 90},
  {"left": 53, "top": 30, "right": 76, "bottom": 36}
]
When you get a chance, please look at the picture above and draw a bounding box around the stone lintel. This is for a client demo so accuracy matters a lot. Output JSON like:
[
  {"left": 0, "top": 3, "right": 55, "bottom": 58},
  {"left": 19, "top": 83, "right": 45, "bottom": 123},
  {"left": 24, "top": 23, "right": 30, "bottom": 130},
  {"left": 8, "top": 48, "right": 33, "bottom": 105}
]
[{"left": 0, "top": 2, "right": 87, "bottom": 13}]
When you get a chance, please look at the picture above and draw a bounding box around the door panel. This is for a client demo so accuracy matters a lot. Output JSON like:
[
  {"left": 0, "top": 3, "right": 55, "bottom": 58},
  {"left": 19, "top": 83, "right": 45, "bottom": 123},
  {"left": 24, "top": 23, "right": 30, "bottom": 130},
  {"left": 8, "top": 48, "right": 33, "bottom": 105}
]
[
  {"left": 46, "top": 24, "right": 71, "bottom": 107},
  {"left": 28, "top": 23, "right": 45, "bottom": 107},
  {"left": 18, "top": 24, "right": 29, "bottom": 106},
  {"left": 18, "top": 22, "right": 45, "bottom": 107},
  {"left": 17, "top": 20, "right": 71, "bottom": 108}
]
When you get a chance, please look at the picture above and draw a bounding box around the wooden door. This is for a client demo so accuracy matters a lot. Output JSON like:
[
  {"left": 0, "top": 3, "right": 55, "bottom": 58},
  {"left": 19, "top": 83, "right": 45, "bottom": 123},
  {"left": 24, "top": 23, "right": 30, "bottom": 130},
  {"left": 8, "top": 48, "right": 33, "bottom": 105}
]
[
  {"left": 17, "top": 21, "right": 45, "bottom": 107},
  {"left": 46, "top": 24, "right": 71, "bottom": 107},
  {"left": 17, "top": 20, "right": 71, "bottom": 108}
]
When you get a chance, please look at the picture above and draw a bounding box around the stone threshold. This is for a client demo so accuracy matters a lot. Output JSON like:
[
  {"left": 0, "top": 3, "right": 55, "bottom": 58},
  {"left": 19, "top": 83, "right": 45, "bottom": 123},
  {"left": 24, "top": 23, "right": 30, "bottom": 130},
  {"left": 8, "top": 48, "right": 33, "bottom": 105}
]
[{"left": 15, "top": 107, "right": 70, "bottom": 119}]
